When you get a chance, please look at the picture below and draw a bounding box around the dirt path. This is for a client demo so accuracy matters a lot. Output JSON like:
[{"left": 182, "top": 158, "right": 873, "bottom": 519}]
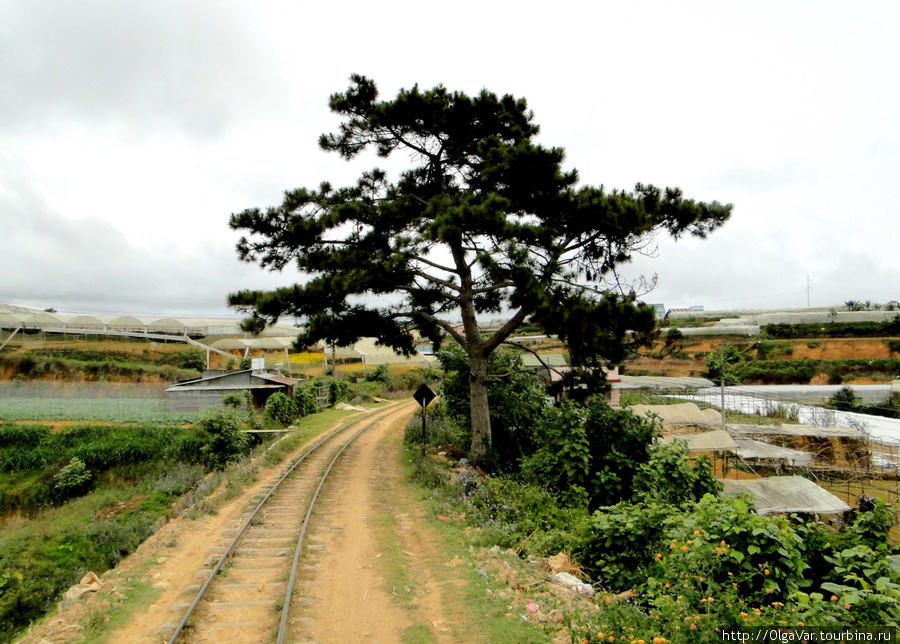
[
  {"left": 289, "top": 401, "right": 462, "bottom": 643},
  {"left": 17, "top": 401, "right": 465, "bottom": 644}
]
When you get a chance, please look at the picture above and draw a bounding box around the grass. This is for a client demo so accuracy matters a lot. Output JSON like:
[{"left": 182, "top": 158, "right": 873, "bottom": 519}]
[
  {"left": 396, "top": 447, "right": 556, "bottom": 644},
  {"left": 0, "top": 460, "right": 205, "bottom": 642},
  {"left": 74, "top": 574, "right": 161, "bottom": 643}
]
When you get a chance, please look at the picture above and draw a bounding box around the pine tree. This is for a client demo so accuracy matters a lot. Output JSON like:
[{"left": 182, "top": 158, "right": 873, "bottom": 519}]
[{"left": 229, "top": 75, "right": 732, "bottom": 460}]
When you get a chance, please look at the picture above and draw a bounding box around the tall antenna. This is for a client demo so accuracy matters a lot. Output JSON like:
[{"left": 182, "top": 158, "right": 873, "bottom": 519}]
[{"left": 806, "top": 275, "right": 811, "bottom": 307}]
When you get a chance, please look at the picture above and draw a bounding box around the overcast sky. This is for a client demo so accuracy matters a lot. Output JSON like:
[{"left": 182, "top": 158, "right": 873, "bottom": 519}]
[{"left": 2, "top": 1, "right": 898, "bottom": 319}]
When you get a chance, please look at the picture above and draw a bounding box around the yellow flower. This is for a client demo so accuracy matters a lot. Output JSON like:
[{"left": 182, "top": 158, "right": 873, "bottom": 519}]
[{"left": 694, "top": 530, "right": 700, "bottom": 536}]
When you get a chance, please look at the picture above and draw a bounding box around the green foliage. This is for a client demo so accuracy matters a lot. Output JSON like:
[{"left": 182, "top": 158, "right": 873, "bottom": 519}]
[
  {"left": 887, "top": 339, "right": 900, "bottom": 354},
  {"left": 583, "top": 500, "right": 673, "bottom": 590},
  {"left": 0, "top": 462, "right": 207, "bottom": 642},
  {"left": 239, "top": 356, "right": 252, "bottom": 370},
  {"left": 764, "top": 316, "right": 900, "bottom": 339},
  {"left": 753, "top": 340, "right": 793, "bottom": 359},
  {"left": 403, "top": 402, "right": 468, "bottom": 451},
  {"left": 52, "top": 457, "right": 92, "bottom": 500},
  {"left": 521, "top": 397, "right": 657, "bottom": 508},
  {"left": 829, "top": 385, "right": 859, "bottom": 412},
  {"left": 227, "top": 74, "right": 731, "bottom": 460},
  {"left": 292, "top": 381, "right": 318, "bottom": 417},
  {"left": 633, "top": 440, "right": 722, "bottom": 507},
  {"left": 264, "top": 391, "right": 297, "bottom": 425},
  {"left": 843, "top": 497, "right": 897, "bottom": 551},
  {"left": 364, "top": 363, "right": 395, "bottom": 389},
  {"left": 328, "top": 378, "right": 349, "bottom": 405},
  {"left": 221, "top": 391, "right": 244, "bottom": 409},
  {"left": 438, "top": 345, "right": 551, "bottom": 470},
  {"left": 0, "top": 351, "right": 200, "bottom": 382},
  {"left": 196, "top": 410, "right": 250, "bottom": 471},
  {"left": 704, "top": 346, "right": 740, "bottom": 383},
  {"left": 437, "top": 465, "right": 592, "bottom": 558},
  {"left": 731, "top": 358, "right": 900, "bottom": 385}
]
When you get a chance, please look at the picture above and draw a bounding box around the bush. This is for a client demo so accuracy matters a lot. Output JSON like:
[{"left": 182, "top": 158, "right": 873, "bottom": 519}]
[
  {"left": 328, "top": 379, "right": 349, "bottom": 405},
  {"left": 633, "top": 440, "right": 722, "bottom": 507},
  {"left": 364, "top": 363, "right": 395, "bottom": 390},
  {"left": 828, "top": 385, "right": 859, "bottom": 412},
  {"left": 196, "top": 410, "right": 249, "bottom": 471},
  {"left": 403, "top": 404, "right": 467, "bottom": 451},
  {"left": 293, "top": 382, "right": 318, "bottom": 417},
  {"left": 521, "top": 397, "right": 657, "bottom": 508},
  {"left": 52, "top": 457, "right": 92, "bottom": 501},
  {"left": 222, "top": 392, "right": 244, "bottom": 409},
  {"left": 264, "top": 392, "right": 297, "bottom": 425}
]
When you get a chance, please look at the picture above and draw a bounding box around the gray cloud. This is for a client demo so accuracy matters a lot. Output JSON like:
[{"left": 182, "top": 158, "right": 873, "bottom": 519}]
[{"left": 0, "top": 0, "right": 285, "bottom": 140}]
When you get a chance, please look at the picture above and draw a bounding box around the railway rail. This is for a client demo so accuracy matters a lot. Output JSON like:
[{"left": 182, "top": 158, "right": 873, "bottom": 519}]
[{"left": 160, "top": 400, "right": 414, "bottom": 643}]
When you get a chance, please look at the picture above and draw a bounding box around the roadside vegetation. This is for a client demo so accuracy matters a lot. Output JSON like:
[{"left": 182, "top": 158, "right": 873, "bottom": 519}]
[
  {"left": 0, "top": 355, "right": 433, "bottom": 643},
  {"left": 400, "top": 348, "right": 900, "bottom": 640},
  {"left": 0, "top": 411, "right": 266, "bottom": 641}
]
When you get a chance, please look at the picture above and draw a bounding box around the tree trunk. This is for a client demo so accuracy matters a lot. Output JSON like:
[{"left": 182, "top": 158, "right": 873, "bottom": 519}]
[{"left": 469, "top": 351, "right": 492, "bottom": 461}]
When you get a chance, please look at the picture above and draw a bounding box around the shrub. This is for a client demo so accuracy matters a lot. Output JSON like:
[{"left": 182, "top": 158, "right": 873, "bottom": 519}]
[
  {"left": 828, "top": 385, "right": 859, "bottom": 412},
  {"left": 264, "top": 392, "right": 297, "bottom": 425},
  {"left": 222, "top": 392, "right": 244, "bottom": 409},
  {"left": 196, "top": 410, "right": 249, "bottom": 471},
  {"left": 633, "top": 440, "right": 722, "bottom": 507},
  {"left": 364, "top": 363, "right": 395, "bottom": 390},
  {"left": 437, "top": 344, "right": 550, "bottom": 470},
  {"left": 522, "top": 397, "right": 657, "bottom": 508},
  {"left": 52, "top": 457, "right": 92, "bottom": 500},
  {"left": 293, "top": 382, "right": 318, "bottom": 417}
]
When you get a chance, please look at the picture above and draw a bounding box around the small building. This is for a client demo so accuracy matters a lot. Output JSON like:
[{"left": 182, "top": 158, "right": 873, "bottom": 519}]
[{"left": 166, "top": 369, "right": 303, "bottom": 410}]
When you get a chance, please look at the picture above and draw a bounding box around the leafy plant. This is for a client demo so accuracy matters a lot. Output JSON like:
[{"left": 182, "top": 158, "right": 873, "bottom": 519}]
[
  {"left": 222, "top": 392, "right": 244, "bottom": 409},
  {"left": 264, "top": 392, "right": 297, "bottom": 425},
  {"left": 522, "top": 397, "right": 657, "bottom": 508},
  {"left": 829, "top": 385, "right": 859, "bottom": 412},
  {"left": 196, "top": 410, "right": 250, "bottom": 471},
  {"left": 633, "top": 440, "right": 722, "bottom": 507},
  {"left": 292, "top": 382, "right": 318, "bottom": 417},
  {"left": 52, "top": 457, "right": 92, "bottom": 500}
]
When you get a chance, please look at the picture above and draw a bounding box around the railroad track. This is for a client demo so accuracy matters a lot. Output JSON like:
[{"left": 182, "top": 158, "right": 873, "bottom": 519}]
[{"left": 160, "top": 400, "right": 414, "bottom": 643}]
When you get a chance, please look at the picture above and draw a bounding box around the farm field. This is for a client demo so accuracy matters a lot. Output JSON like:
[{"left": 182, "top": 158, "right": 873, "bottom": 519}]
[{"left": 0, "top": 381, "right": 202, "bottom": 423}]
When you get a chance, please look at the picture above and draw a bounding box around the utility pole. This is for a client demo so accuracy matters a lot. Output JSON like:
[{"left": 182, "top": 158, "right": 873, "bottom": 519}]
[{"left": 806, "top": 275, "right": 811, "bottom": 308}]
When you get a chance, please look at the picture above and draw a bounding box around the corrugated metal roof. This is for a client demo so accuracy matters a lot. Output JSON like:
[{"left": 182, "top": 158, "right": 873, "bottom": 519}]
[
  {"left": 722, "top": 476, "right": 852, "bottom": 515},
  {"left": 256, "top": 374, "right": 302, "bottom": 386}
]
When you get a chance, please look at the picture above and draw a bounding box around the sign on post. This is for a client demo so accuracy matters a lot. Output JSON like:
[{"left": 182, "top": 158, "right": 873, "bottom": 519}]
[{"left": 413, "top": 384, "right": 436, "bottom": 455}]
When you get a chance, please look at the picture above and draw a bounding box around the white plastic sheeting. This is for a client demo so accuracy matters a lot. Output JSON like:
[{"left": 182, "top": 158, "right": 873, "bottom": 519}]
[
  {"left": 630, "top": 402, "right": 722, "bottom": 427},
  {"left": 722, "top": 476, "right": 851, "bottom": 516},
  {"left": 659, "top": 430, "right": 737, "bottom": 453},
  {"left": 733, "top": 439, "right": 814, "bottom": 467}
]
